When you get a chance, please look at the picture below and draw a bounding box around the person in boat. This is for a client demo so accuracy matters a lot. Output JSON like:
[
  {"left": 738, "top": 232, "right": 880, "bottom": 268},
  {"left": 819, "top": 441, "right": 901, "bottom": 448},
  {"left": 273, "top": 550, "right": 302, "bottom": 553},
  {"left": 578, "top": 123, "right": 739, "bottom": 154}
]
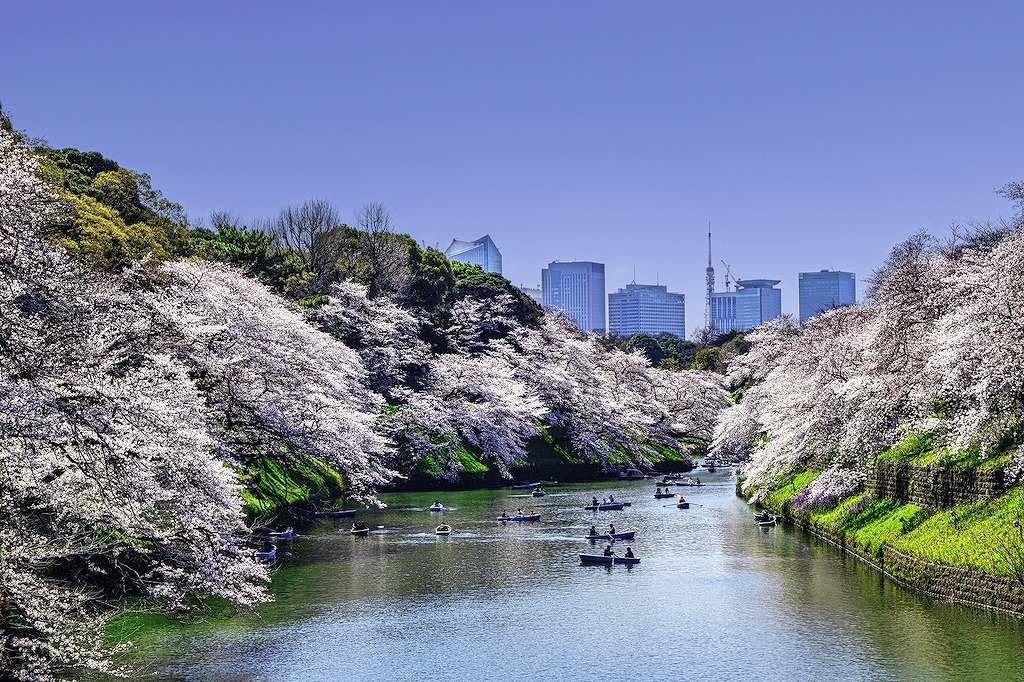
[
  {"left": 592, "top": 496, "right": 599, "bottom": 506},
  {"left": 678, "top": 495, "right": 686, "bottom": 503},
  {"left": 623, "top": 547, "right": 634, "bottom": 558},
  {"left": 502, "top": 510, "right": 508, "bottom": 518},
  {"left": 589, "top": 525, "right": 597, "bottom": 536},
  {"left": 603, "top": 544, "right": 614, "bottom": 557},
  {"left": 608, "top": 523, "right": 616, "bottom": 535},
  {"left": 656, "top": 487, "right": 662, "bottom": 495},
  {"left": 433, "top": 500, "right": 441, "bottom": 506},
  {"left": 608, "top": 495, "right": 615, "bottom": 502},
  {"left": 696, "top": 478, "right": 701, "bottom": 485}
]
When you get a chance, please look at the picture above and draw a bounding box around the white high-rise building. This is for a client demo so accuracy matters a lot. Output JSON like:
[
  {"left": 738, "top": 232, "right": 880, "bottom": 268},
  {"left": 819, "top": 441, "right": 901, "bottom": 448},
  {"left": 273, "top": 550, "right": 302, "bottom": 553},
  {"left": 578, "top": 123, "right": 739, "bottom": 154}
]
[
  {"left": 608, "top": 283, "right": 685, "bottom": 338},
  {"left": 541, "top": 261, "right": 606, "bottom": 333}
]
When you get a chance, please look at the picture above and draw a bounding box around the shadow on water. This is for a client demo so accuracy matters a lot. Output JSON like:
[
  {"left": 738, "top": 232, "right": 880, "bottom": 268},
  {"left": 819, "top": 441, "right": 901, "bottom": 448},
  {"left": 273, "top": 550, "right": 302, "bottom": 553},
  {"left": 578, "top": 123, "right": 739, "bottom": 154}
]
[{"left": 109, "top": 473, "right": 1024, "bottom": 681}]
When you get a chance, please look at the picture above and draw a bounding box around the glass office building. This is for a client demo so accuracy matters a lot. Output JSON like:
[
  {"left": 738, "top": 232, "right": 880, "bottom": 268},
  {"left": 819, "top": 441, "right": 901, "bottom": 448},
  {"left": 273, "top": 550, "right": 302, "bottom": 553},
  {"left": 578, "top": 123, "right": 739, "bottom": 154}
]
[
  {"left": 608, "top": 283, "right": 685, "bottom": 338},
  {"left": 710, "top": 291, "right": 738, "bottom": 334},
  {"left": 542, "top": 261, "right": 606, "bottom": 334},
  {"left": 798, "top": 270, "right": 856, "bottom": 322},
  {"left": 734, "top": 279, "right": 782, "bottom": 331},
  {"left": 444, "top": 234, "right": 502, "bottom": 274}
]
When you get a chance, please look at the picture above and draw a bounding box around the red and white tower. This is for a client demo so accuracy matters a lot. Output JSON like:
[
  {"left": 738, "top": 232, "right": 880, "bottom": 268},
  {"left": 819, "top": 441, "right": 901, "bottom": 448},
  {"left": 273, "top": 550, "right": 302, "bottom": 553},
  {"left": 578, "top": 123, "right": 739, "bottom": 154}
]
[{"left": 705, "top": 227, "right": 714, "bottom": 329}]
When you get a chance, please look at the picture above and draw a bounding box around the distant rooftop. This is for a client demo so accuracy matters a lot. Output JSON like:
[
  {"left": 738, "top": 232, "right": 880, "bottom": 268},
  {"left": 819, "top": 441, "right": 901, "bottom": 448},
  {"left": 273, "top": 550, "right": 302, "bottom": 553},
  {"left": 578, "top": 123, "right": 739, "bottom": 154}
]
[{"left": 736, "top": 279, "right": 781, "bottom": 289}]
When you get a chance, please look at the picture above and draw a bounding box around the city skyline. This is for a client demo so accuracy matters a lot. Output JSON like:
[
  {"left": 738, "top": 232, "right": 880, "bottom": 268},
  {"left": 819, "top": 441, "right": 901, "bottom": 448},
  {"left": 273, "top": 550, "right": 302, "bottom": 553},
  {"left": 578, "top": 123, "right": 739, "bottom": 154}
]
[{"left": 3, "top": 3, "right": 1021, "bottom": 333}]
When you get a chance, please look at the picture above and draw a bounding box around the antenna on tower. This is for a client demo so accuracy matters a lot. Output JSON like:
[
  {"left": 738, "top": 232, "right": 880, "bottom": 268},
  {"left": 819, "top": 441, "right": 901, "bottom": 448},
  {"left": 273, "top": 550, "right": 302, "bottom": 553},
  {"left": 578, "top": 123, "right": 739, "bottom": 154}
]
[{"left": 705, "top": 223, "right": 714, "bottom": 329}]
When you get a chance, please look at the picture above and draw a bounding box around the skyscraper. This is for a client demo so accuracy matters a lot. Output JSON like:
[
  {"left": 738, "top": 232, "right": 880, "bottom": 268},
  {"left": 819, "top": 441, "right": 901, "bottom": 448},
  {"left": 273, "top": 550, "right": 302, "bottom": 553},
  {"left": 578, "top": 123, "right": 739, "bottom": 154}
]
[
  {"left": 541, "top": 261, "right": 606, "bottom": 333},
  {"left": 798, "top": 270, "right": 856, "bottom": 322},
  {"left": 444, "top": 234, "right": 502, "bottom": 274},
  {"left": 608, "top": 283, "right": 686, "bottom": 338},
  {"left": 710, "top": 290, "right": 738, "bottom": 334},
  {"left": 735, "top": 279, "right": 782, "bottom": 331}
]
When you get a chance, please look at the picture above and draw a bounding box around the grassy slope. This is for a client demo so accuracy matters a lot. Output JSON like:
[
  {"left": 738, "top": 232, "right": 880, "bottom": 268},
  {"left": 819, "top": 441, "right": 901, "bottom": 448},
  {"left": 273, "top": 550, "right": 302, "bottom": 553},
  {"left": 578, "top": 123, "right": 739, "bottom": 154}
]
[{"left": 752, "top": 470, "right": 1024, "bottom": 579}]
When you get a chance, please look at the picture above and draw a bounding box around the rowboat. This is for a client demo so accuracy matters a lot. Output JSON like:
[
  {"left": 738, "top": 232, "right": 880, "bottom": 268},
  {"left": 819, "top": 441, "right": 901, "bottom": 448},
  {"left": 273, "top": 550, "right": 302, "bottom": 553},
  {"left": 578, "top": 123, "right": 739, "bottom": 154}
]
[
  {"left": 498, "top": 513, "right": 541, "bottom": 522},
  {"left": 255, "top": 547, "right": 276, "bottom": 560},
  {"left": 428, "top": 504, "right": 446, "bottom": 512},
  {"left": 675, "top": 480, "right": 705, "bottom": 487},
  {"left": 677, "top": 502, "right": 690, "bottom": 509},
  {"left": 585, "top": 531, "right": 636, "bottom": 541},
  {"left": 512, "top": 482, "right": 542, "bottom": 489},
  {"left": 268, "top": 527, "right": 294, "bottom": 539},
  {"left": 579, "top": 554, "right": 640, "bottom": 565},
  {"left": 654, "top": 493, "right": 675, "bottom": 499},
  {"left": 618, "top": 468, "right": 645, "bottom": 480},
  {"left": 531, "top": 490, "right": 547, "bottom": 497},
  {"left": 350, "top": 527, "right": 370, "bottom": 536},
  {"left": 435, "top": 524, "right": 453, "bottom": 535},
  {"left": 583, "top": 502, "right": 626, "bottom": 511},
  {"left": 757, "top": 516, "right": 777, "bottom": 527},
  {"left": 314, "top": 509, "right": 357, "bottom": 518}
]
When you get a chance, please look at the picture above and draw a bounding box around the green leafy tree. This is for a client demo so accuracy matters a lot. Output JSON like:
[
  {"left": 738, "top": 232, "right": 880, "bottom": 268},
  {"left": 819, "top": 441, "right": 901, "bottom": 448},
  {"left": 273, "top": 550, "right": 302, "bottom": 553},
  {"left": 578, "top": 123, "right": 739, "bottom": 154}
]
[
  {"left": 190, "top": 218, "right": 304, "bottom": 292},
  {"left": 624, "top": 333, "right": 666, "bottom": 365},
  {"left": 43, "top": 148, "right": 188, "bottom": 268},
  {"left": 694, "top": 347, "right": 723, "bottom": 373},
  {"left": 408, "top": 247, "right": 455, "bottom": 312}
]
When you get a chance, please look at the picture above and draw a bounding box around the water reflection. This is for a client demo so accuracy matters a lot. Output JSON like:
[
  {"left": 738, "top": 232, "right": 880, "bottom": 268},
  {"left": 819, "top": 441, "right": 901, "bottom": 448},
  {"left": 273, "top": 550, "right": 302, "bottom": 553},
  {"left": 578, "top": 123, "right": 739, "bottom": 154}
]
[{"left": 127, "top": 472, "right": 1024, "bottom": 681}]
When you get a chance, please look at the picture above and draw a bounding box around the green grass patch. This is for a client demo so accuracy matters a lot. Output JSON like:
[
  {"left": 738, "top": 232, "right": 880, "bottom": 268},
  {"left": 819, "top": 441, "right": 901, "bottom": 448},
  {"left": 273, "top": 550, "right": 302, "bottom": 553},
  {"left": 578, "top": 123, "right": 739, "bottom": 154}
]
[
  {"left": 780, "top": 472, "right": 1024, "bottom": 578},
  {"left": 451, "top": 444, "right": 489, "bottom": 474},
  {"left": 238, "top": 455, "right": 344, "bottom": 516},
  {"left": 761, "top": 469, "right": 818, "bottom": 512},
  {"left": 890, "top": 484, "right": 1024, "bottom": 577},
  {"left": 876, "top": 431, "right": 936, "bottom": 465},
  {"left": 876, "top": 428, "right": 1016, "bottom": 470}
]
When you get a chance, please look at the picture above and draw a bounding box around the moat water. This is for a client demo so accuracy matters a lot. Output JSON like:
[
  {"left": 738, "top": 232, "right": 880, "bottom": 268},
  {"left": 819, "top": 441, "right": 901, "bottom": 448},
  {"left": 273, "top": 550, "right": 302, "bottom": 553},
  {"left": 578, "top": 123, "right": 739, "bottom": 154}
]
[{"left": 125, "top": 471, "right": 1024, "bottom": 681}]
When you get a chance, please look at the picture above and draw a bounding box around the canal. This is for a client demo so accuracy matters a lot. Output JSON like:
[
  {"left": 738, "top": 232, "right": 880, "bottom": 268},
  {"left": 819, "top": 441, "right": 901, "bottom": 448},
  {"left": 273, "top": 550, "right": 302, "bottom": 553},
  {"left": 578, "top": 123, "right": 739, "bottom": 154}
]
[{"left": 128, "top": 471, "right": 1024, "bottom": 681}]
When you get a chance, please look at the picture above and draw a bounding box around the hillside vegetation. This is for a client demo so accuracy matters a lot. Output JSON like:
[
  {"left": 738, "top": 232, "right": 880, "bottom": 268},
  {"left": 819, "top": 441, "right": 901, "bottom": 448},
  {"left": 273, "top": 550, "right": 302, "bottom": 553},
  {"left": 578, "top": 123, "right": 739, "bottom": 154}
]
[{"left": 0, "top": 115, "right": 724, "bottom": 678}]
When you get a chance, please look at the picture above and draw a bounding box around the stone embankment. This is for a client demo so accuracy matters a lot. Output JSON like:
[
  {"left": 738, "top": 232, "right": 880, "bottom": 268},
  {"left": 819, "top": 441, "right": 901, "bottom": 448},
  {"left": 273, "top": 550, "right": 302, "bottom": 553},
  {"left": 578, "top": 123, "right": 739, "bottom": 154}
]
[
  {"left": 768, "top": 462, "right": 1024, "bottom": 617},
  {"left": 867, "top": 462, "right": 1004, "bottom": 507}
]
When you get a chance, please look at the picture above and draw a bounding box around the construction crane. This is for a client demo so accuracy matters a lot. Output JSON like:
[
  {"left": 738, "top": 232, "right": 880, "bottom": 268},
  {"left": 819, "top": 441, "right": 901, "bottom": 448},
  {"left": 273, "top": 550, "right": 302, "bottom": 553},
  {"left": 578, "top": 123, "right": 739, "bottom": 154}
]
[{"left": 721, "top": 260, "right": 740, "bottom": 291}]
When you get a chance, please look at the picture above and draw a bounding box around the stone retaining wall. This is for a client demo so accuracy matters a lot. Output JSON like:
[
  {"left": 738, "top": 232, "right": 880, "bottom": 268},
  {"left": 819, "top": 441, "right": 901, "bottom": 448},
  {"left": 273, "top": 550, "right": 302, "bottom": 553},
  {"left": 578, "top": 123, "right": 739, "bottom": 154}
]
[
  {"left": 881, "top": 546, "right": 1024, "bottom": 614},
  {"left": 794, "top": 522, "right": 1024, "bottom": 616},
  {"left": 754, "top": 459, "right": 1024, "bottom": 617},
  {"left": 867, "top": 462, "right": 1004, "bottom": 507}
]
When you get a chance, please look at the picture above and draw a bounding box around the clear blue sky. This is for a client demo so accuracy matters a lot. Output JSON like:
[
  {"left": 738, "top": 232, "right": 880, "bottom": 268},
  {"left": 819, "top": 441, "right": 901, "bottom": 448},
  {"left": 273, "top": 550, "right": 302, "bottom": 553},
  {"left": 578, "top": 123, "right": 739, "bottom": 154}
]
[{"left": 4, "top": 1, "right": 1022, "bottom": 333}]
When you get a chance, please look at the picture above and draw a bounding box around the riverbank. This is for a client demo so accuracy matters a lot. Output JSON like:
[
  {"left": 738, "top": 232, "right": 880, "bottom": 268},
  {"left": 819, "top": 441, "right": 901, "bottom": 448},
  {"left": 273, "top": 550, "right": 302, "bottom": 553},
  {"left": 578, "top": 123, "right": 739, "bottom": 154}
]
[{"left": 742, "top": 465, "right": 1024, "bottom": 617}]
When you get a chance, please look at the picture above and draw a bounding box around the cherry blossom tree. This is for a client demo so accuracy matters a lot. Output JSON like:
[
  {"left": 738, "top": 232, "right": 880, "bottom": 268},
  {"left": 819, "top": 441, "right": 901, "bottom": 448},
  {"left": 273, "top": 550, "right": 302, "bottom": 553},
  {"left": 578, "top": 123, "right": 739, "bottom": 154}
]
[
  {"left": 1, "top": 125, "right": 268, "bottom": 679},
  {"left": 717, "top": 190, "right": 1024, "bottom": 501}
]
